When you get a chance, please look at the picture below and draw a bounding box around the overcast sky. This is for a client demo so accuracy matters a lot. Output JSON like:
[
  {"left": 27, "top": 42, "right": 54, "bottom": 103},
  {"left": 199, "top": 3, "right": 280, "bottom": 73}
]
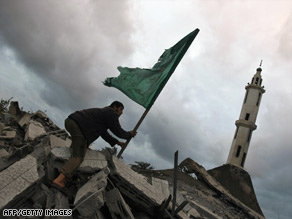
[{"left": 0, "top": 0, "right": 291, "bottom": 218}]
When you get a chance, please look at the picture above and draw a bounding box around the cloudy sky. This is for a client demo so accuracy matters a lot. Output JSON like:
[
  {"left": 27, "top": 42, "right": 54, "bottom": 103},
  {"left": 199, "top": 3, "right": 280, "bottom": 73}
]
[{"left": 0, "top": 0, "right": 291, "bottom": 218}]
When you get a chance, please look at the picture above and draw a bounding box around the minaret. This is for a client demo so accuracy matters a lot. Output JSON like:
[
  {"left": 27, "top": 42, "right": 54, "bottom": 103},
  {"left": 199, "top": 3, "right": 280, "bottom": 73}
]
[{"left": 226, "top": 62, "right": 265, "bottom": 168}]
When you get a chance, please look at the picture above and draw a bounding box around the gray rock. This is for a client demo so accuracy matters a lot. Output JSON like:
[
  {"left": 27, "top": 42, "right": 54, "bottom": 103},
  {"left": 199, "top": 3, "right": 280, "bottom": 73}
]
[
  {"left": 50, "top": 147, "right": 71, "bottom": 160},
  {"left": 8, "top": 101, "right": 21, "bottom": 116},
  {"left": 0, "top": 148, "right": 9, "bottom": 158},
  {"left": 31, "top": 186, "right": 47, "bottom": 210},
  {"left": 110, "top": 156, "right": 165, "bottom": 208},
  {"left": 79, "top": 149, "right": 108, "bottom": 173},
  {"left": 105, "top": 187, "right": 135, "bottom": 219},
  {"left": 30, "top": 145, "right": 51, "bottom": 164},
  {"left": 0, "top": 129, "right": 16, "bottom": 140},
  {"left": 49, "top": 135, "right": 71, "bottom": 148},
  {"left": 1, "top": 113, "right": 11, "bottom": 125},
  {"left": 0, "top": 155, "right": 42, "bottom": 209},
  {"left": 151, "top": 177, "right": 170, "bottom": 200},
  {"left": 24, "top": 120, "right": 46, "bottom": 141},
  {"left": 54, "top": 192, "right": 73, "bottom": 219},
  {"left": 74, "top": 167, "right": 110, "bottom": 217},
  {"left": 18, "top": 113, "right": 33, "bottom": 128},
  {"left": 50, "top": 147, "right": 108, "bottom": 173}
]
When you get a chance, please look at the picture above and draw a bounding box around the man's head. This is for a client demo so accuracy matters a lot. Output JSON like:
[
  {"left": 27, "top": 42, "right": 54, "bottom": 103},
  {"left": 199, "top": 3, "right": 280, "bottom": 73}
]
[{"left": 109, "top": 101, "right": 124, "bottom": 117}]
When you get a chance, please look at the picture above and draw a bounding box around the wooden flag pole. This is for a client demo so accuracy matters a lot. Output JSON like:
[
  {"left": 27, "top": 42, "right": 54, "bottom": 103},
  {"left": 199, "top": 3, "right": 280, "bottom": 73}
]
[
  {"left": 117, "top": 108, "right": 150, "bottom": 158},
  {"left": 171, "top": 151, "right": 179, "bottom": 216}
]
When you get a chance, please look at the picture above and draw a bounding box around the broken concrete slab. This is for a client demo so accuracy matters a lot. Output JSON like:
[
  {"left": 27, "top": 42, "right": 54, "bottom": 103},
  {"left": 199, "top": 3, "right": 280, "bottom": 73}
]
[
  {"left": 0, "top": 148, "right": 9, "bottom": 157},
  {"left": 74, "top": 168, "right": 109, "bottom": 217},
  {"left": 33, "top": 110, "right": 57, "bottom": 130},
  {"left": 1, "top": 113, "right": 11, "bottom": 125},
  {"left": 24, "top": 120, "right": 46, "bottom": 141},
  {"left": 18, "top": 113, "right": 33, "bottom": 128},
  {"left": 50, "top": 147, "right": 71, "bottom": 160},
  {"left": 187, "top": 208, "right": 201, "bottom": 218},
  {"left": 208, "top": 164, "right": 264, "bottom": 216},
  {"left": 0, "top": 155, "right": 43, "bottom": 209},
  {"left": 0, "top": 129, "right": 16, "bottom": 140},
  {"left": 10, "top": 144, "right": 34, "bottom": 160},
  {"left": 151, "top": 177, "right": 170, "bottom": 200},
  {"left": 49, "top": 135, "right": 71, "bottom": 148},
  {"left": 0, "top": 155, "right": 20, "bottom": 172},
  {"left": 179, "top": 158, "right": 265, "bottom": 219},
  {"left": 105, "top": 188, "right": 135, "bottom": 219},
  {"left": 168, "top": 186, "right": 191, "bottom": 213},
  {"left": 109, "top": 156, "right": 165, "bottom": 211},
  {"left": 54, "top": 192, "right": 73, "bottom": 219},
  {"left": 30, "top": 185, "right": 47, "bottom": 210},
  {"left": 50, "top": 147, "right": 108, "bottom": 173},
  {"left": 30, "top": 144, "right": 51, "bottom": 165},
  {"left": 189, "top": 200, "right": 222, "bottom": 219},
  {"left": 8, "top": 101, "right": 21, "bottom": 117},
  {"left": 48, "top": 147, "right": 71, "bottom": 176},
  {"left": 79, "top": 149, "right": 108, "bottom": 173}
]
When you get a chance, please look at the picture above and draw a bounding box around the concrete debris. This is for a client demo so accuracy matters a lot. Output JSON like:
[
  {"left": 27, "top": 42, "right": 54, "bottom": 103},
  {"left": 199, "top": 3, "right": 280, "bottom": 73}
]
[
  {"left": 0, "top": 155, "right": 44, "bottom": 209},
  {"left": 0, "top": 128, "right": 16, "bottom": 140},
  {"left": 74, "top": 167, "right": 109, "bottom": 217},
  {"left": 105, "top": 188, "right": 135, "bottom": 219},
  {"left": 110, "top": 155, "right": 165, "bottom": 207},
  {"left": 0, "top": 101, "right": 265, "bottom": 218},
  {"left": 18, "top": 113, "right": 33, "bottom": 128},
  {"left": 0, "top": 149, "right": 9, "bottom": 158},
  {"left": 49, "top": 135, "right": 71, "bottom": 148},
  {"left": 24, "top": 120, "right": 46, "bottom": 141}
]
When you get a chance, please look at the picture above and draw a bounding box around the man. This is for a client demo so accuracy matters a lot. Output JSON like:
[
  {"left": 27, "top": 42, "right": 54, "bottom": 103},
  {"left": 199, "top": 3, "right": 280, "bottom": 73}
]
[{"left": 52, "top": 101, "right": 136, "bottom": 189}]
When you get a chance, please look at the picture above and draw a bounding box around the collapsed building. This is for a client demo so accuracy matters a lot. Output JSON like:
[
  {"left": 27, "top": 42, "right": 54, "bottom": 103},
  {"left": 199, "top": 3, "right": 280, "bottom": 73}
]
[{"left": 0, "top": 101, "right": 265, "bottom": 218}]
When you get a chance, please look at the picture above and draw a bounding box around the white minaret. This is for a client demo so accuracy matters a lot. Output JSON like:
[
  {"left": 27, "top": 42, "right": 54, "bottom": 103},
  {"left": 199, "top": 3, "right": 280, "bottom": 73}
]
[{"left": 227, "top": 63, "right": 265, "bottom": 168}]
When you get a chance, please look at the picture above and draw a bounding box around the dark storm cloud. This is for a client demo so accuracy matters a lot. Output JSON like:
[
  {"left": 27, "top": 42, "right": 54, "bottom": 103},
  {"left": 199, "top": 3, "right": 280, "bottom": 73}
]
[
  {"left": 0, "top": 0, "right": 134, "bottom": 110},
  {"left": 1, "top": 1, "right": 291, "bottom": 218}
]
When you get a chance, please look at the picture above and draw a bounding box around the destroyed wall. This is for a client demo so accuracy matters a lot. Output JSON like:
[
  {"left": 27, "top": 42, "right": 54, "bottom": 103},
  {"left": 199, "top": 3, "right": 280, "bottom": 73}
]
[
  {"left": 0, "top": 101, "right": 265, "bottom": 219},
  {"left": 208, "top": 164, "right": 264, "bottom": 215}
]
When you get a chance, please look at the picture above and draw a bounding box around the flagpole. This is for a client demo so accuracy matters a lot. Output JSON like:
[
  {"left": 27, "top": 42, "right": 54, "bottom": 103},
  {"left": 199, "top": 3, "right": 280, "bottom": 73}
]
[{"left": 117, "top": 108, "right": 150, "bottom": 158}]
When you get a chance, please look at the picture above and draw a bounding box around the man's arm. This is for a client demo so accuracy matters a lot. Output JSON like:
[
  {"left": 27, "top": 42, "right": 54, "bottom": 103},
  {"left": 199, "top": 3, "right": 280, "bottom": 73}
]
[
  {"left": 101, "top": 131, "right": 118, "bottom": 147},
  {"left": 107, "top": 114, "right": 132, "bottom": 140}
]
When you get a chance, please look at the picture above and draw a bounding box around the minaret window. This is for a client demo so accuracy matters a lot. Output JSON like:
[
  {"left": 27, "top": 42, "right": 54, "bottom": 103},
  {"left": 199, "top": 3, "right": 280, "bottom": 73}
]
[
  {"left": 236, "top": 146, "right": 242, "bottom": 157},
  {"left": 256, "top": 93, "right": 262, "bottom": 106},
  {"left": 244, "top": 91, "right": 249, "bottom": 103},
  {"left": 241, "top": 153, "right": 247, "bottom": 167},
  {"left": 245, "top": 113, "right": 250, "bottom": 120},
  {"left": 255, "top": 77, "right": 259, "bottom": 85},
  {"left": 260, "top": 79, "right": 263, "bottom": 86}
]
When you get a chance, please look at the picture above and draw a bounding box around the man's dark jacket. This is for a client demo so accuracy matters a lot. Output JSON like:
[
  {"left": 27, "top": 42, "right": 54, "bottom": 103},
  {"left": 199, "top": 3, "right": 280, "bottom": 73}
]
[{"left": 69, "top": 107, "right": 131, "bottom": 146}]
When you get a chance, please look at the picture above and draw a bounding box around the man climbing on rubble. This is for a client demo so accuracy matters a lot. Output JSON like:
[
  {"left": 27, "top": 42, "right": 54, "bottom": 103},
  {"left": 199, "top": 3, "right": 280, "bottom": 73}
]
[{"left": 52, "top": 101, "right": 136, "bottom": 190}]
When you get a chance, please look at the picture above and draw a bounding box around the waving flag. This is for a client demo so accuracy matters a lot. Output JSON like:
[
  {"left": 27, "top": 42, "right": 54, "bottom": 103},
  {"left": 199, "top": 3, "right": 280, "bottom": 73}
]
[{"left": 104, "top": 29, "right": 200, "bottom": 109}]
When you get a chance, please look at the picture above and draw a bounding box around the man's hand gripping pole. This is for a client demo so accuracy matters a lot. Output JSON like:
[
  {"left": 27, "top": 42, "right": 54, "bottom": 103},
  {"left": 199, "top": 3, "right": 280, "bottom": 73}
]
[{"left": 117, "top": 109, "right": 149, "bottom": 158}]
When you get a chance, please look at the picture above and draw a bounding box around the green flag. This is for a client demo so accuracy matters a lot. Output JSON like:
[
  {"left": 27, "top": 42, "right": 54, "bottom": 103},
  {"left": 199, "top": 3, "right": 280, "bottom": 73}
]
[{"left": 104, "top": 29, "right": 200, "bottom": 109}]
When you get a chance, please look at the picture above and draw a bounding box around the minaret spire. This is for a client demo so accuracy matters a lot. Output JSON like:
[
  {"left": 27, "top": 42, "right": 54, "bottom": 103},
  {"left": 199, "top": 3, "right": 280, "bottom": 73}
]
[{"left": 226, "top": 65, "right": 266, "bottom": 168}]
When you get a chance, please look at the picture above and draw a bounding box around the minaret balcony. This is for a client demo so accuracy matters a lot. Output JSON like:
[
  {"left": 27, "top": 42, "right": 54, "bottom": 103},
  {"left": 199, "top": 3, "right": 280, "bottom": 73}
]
[
  {"left": 235, "top": 119, "right": 257, "bottom": 130},
  {"left": 245, "top": 84, "right": 265, "bottom": 93}
]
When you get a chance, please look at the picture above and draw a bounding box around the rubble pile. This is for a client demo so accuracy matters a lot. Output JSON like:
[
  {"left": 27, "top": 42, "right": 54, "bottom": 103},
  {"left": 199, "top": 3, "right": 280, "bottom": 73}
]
[{"left": 0, "top": 101, "right": 265, "bottom": 218}]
